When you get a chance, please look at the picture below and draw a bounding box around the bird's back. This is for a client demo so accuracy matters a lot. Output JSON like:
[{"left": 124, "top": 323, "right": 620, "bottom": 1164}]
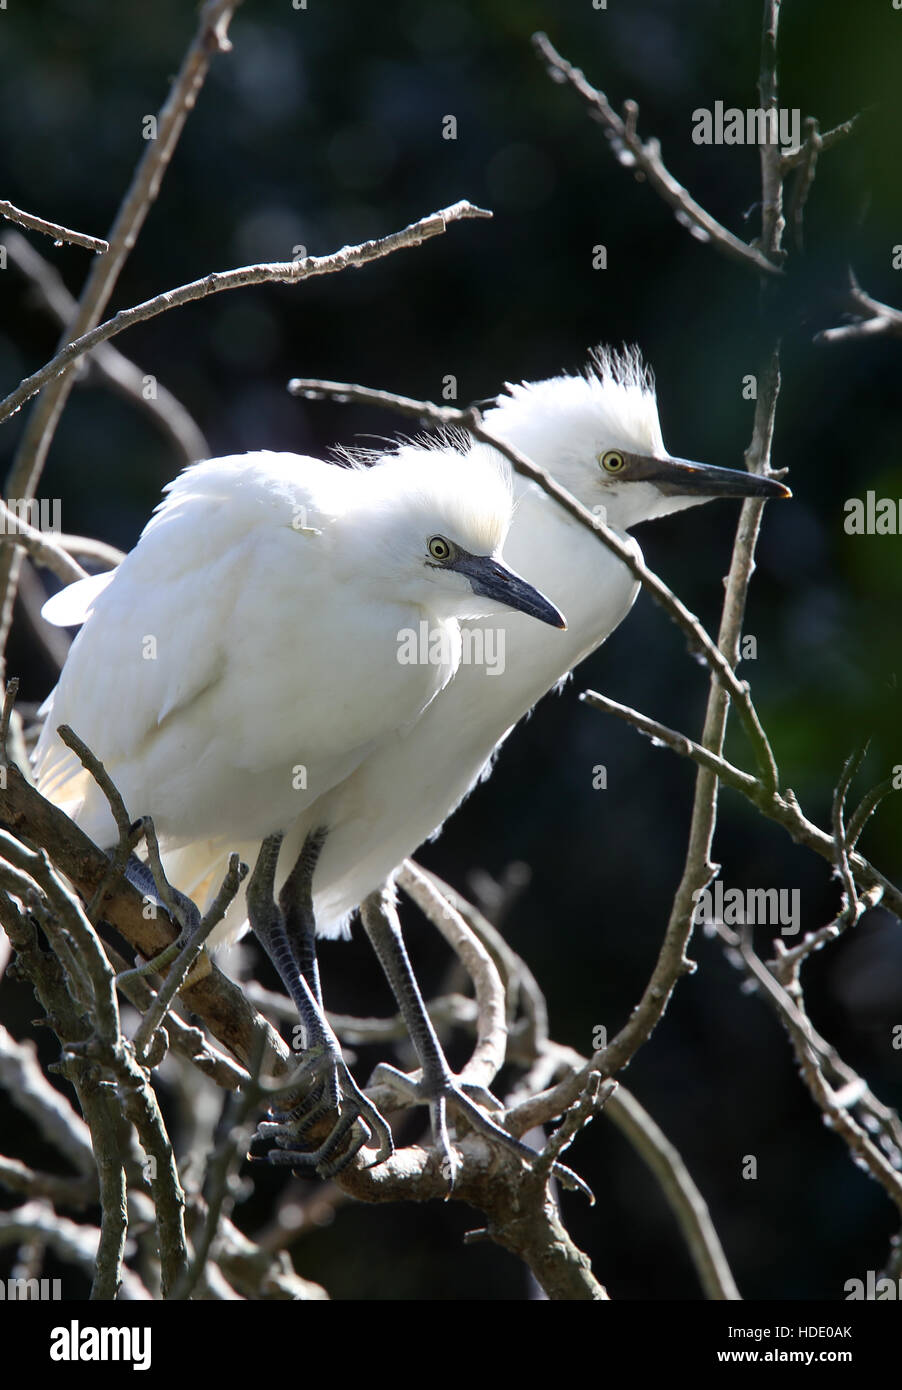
[{"left": 34, "top": 452, "right": 465, "bottom": 847}]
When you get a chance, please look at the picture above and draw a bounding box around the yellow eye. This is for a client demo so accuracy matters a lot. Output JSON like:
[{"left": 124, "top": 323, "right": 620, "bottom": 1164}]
[
  {"left": 427, "top": 535, "right": 452, "bottom": 561},
  {"left": 600, "top": 450, "right": 626, "bottom": 474}
]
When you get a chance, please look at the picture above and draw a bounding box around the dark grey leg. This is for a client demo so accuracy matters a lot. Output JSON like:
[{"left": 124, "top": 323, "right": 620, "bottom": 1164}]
[
  {"left": 277, "top": 825, "right": 328, "bottom": 1013},
  {"left": 246, "top": 831, "right": 393, "bottom": 1178},
  {"left": 360, "top": 886, "right": 589, "bottom": 1193}
]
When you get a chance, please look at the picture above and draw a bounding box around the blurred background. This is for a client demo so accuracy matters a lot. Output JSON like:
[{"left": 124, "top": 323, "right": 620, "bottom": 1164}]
[{"left": 0, "top": 0, "right": 900, "bottom": 1300}]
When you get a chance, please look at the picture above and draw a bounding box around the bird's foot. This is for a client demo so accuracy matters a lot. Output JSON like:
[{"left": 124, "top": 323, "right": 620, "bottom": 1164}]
[
  {"left": 253, "top": 1043, "right": 394, "bottom": 1179},
  {"left": 370, "top": 1061, "right": 592, "bottom": 1198}
]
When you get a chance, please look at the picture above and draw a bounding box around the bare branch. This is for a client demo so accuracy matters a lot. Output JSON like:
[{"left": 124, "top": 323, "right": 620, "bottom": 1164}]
[
  {"left": 717, "top": 900, "right": 902, "bottom": 1218},
  {"left": 5, "top": 230, "right": 209, "bottom": 465},
  {"left": 0, "top": 1026, "right": 93, "bottom": 1173},
  {"left": 779, "top": 112, "right": 859, "bottom": 171},
  {"left": 847, "top": 775, "right": 897, "bottom": 850},
  {"left": 580, "top": 690, "right": 760, "bottom": 796},
  {"left": 0, "top": 198, "right": 109, "bottom": 253},
  {"left": 757, "top": 0, "right": 786, "bottom": 258},
  {"left": 604, "top": 1086, "right": 741, "bottom": 1300},
  {"left": 0, "top": 1154, "right": 97, "bottom": 1207},
  {"left": 832, "top": 746, "right": 867, "bottom": 920},
  {"left": 397, "top": 860, "right": 507, "bottom": 1090},
  {"left": 581, "top": 689, "right": 902, "bottom": 919},
  {"left": 0, "top": 1200, "right": 150, "bottom": 1299},
  {"left": 531, "top": 31, "right": 780, "bottom": 277},
  {"left": 0, "top": 203, "right": 490, "bottom": 431},
  {"left": 815, "top": 271, "right": 902, "bottom": 344},
  {"left": 132, "top": 853, "right": 248, "bottom": 1065},
  {"left": 785, "top": 117, "right": 822, "bottom": 250},
  {"left": 0, "top": 502, "right": 88, "bottom": 585}
]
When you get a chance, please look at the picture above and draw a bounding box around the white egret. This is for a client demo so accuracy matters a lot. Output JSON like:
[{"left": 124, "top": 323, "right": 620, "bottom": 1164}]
[
  {"left": 163, "top": 348, "right": 789, "bottom": 942},
  {"left": 34, "top": 444, "right": 565, "bottom": 1172},
  {"left": 38, "top": 347, "right": 789, "bottom": 1178},
  {"left": 152, "top": 348, "right": 788, "bottom": 1175}
]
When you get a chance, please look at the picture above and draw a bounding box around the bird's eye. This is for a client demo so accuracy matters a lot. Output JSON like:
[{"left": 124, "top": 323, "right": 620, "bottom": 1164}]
[
  {"left": 427, "top": 535, "right": 452, "bottom": 562},
  {"left": 599, "top": 450, "right": 626, "bottom": 474}
]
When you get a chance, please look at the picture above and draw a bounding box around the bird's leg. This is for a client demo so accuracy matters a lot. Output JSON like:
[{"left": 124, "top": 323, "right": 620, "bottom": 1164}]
[
  {"left": 246, "top": 830, "right": 393, "bottom": 1178},
  {"left": 117, "top": 822, "right": 203, "bottom": 979},
  {"left": 277, "top": 825, "right": 328, "bottom": 1017},
  {"left": 360, "top": 886, "right": 589, "bottom": 1194}
]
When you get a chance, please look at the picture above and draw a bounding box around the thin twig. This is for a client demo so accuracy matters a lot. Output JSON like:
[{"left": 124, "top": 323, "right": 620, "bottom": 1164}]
[
  {"left": 757, "top": 0, "right": 786, "bottom": 258},
  {"left": 847, "top": 776, "right": 897, "bottom": 850},
  {"left": 56, "top": 723, "right": 138, "bottom": 925},
  {"left": 0, "top": 1200, "right": 150, "bottom": 1299},
  {"left": 779, "top": 112, "right": 859, "bottom": 171},
  {"left": 719, "top": 901, "right": 902, "bottom": 1218},
  {"left": 398, "top": 860, "right": 507, "bottom": 1090},
  {"left": 0, "top": 202, "right": 491, "bottom": 430},
  {"left": 603, "top": 1085, "right": 741, "bottom": 1300},
  {"left": 407, "top": 871, "right": 740, "bottom": 1301},
  {"left": 169, "top": 1027, "right": 268, "bottom": 1300},
  {"left": 531, "top": 31, "right": 780, "bottom": 277},
  {"left": 832, "top": 746, "right": 867, "bottom": 921},
  {"left": 0, "top": 1026, "right": 94, "bottom": 1173},
  {"left": 0, "top": 1154, "right": 97, "bottom": 1207},
  {"left": 0, "top": 199, "right": 109, "bottom": 253},
  {"left": 132, "top": 854, "right": 248, "bottom": 1064},
  {"left": 0, "top": 502, "right": 88, "bottom": 585},
  {"left": 5, "top": 231, "right": 208, "bottom": 465},
  {"left": 786, "top": 117, "right": 822, "bottom": 250},
  {"left": 580, "top": 690, "right": 759, "bottom": 796},
  {"left": 815, "top": 271, "right": 902, "bottom": 345}
]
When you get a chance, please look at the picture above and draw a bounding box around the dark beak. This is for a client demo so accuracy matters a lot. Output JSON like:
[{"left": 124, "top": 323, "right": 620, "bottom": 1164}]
[
  {"left": 645, "top": 456, "right": 791, "bottom": 500},
  {"left": 450, "top": 553, "right": 567, "bottom": 629}
]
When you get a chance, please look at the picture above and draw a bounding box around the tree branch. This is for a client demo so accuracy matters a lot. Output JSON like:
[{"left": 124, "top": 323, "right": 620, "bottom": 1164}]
[
  {"left": 531, "top": 31, "right": 781, "bottom": 277},
  {"left": 5, "top": 230, "right": 209, "bottom": 465},
  {"left": 0, "top": 199, "right": 109, "bottom": 254},
  {"left": 0, "top": 202, "right": 491, "bottom": 430}
]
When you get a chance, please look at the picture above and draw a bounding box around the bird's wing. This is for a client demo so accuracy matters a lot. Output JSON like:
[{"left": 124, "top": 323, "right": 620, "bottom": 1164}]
[
  {"left": 34, "top": 452, "right": 447, "bottom": 845},
  {"left": 41, "top": 571, "right": 116, "bottom": 628},
  {"left": 33, "top": 464, "right": 278, "bottom": 810}
]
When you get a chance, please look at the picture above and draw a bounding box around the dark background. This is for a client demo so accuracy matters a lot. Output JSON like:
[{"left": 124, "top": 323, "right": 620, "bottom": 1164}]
[{"left": 0, "top": 0, "right": 901, "bottom": 1301}]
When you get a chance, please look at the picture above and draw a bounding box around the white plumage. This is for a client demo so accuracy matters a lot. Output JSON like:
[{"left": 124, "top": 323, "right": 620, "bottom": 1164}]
[{"left": 35, "top": 444, "right": 561, "bottom": 855}]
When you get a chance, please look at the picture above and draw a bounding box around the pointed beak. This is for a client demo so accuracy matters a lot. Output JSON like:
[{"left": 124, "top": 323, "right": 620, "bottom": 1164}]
[
  {"left": 450, "top": 553, "right": 567, "bottom": 629},
  {"left": 645, "top": 456, "right": 791, "bottom": 500}
]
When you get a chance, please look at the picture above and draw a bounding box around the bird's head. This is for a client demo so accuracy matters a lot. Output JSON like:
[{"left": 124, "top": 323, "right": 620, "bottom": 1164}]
[
  {"left": 482, "top": 345, "right": 789, "bottom": 531},
  {"left": 361, "top": 444, "right": 565, "bottom": 628}
]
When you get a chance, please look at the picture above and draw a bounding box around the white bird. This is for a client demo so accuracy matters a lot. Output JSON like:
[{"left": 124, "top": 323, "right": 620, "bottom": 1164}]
[
  {"left": 33, "top": 443, "right": 566, "bottom": 1174},
  {"left": 162, "top": 348, "right": 789, "bottom": 941}
]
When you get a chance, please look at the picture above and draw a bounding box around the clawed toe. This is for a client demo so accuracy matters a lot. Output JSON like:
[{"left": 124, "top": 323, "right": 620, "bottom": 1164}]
[
  {"left": 253, "top": 1042, "right": 394, "bottom": 1179},
  {"left": 370, "top": 1060, "right": 590, "bottom": 1196}
]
